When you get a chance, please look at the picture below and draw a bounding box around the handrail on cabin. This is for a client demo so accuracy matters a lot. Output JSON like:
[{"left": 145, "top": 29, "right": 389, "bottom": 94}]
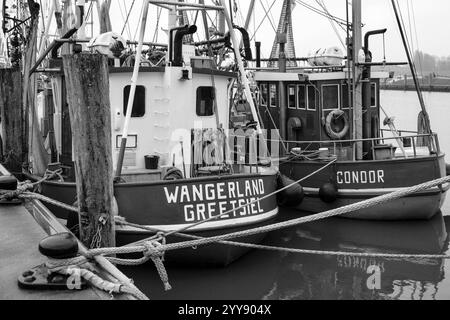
[{"left": 280, "top": 132, "right": 440, "bottom": 160}]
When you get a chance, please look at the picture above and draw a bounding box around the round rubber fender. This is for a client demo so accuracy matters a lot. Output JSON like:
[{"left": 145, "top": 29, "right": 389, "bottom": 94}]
[
  {"left": 276, "top": 174, "right": 305, "bottom": 207},
  {"left": 324, "top": 109, "right": 349, "bottom": 140}
]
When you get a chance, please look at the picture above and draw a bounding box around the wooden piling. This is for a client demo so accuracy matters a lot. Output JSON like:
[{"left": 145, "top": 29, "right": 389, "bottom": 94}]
[
  {"left": 0, "top": 69, "right": 25, "bottom": 173},
  {"left": 62, "top": 53, "right": 115, "bottom": 248}
]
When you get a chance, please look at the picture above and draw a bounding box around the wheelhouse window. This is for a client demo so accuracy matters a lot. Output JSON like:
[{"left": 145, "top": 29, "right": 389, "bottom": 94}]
[
  {"left": 260, "top": 84, "right": 268, "bottom": 106},
  {"left": 307, "top": 85, "right": 317, "bottom": 110},
  {"left": 371, "top": 83, "right": 377, "bottom": 107},
  {"left": 322, "top": 84, "right": 340, "bottom": 110},
  {"left": 288, "top": 85, "right": 296, "bottom": 109},
  {"left": 124, "top": 85, "right": 146, "bottom": 117},
  {"left": 196, "top": 86, "right": 215, "bottom": 117},
  {"left": 297, "top": 85, "right": 306, "bottom": 109},
  {"left": 269, "top": 84, "right": 278, "bottom": 108}
]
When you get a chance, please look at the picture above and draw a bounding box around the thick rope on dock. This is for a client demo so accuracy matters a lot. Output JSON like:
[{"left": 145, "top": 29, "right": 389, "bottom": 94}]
[
  {"left": 43, "top": 237, "right": 171, "bottom": 295},
  {"left": 97, "top": 240, "right": 172, "bottom": 291},
  {"left": 46, "top": 260, "right": 149, "bottom": 300}
]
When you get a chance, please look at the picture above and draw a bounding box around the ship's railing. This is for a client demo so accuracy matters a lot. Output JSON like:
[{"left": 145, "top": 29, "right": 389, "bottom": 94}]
[{"left": 281, "top": 132, "right": 441, "bottom": 161}]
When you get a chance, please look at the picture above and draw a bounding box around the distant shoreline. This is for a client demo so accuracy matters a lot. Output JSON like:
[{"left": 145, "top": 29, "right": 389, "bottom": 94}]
[{"left": 380, "top": 84, "right": 450, "bottom": 93}]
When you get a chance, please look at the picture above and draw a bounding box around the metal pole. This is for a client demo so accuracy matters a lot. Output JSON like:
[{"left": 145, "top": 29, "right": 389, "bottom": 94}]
[
  {"left": 115, "top": 0, "right": 150, "bottom": 179},
  {"left": 352, "top": 0, "right": 363, "bottom": 160},
  {"left": 219, "top": 0, "right": 262, "bottom": 134}
]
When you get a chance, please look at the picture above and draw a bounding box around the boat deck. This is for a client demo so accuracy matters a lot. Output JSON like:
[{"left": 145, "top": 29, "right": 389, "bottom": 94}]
[{"left": 0, "top": 203, "right": 111, "bottom": 300}]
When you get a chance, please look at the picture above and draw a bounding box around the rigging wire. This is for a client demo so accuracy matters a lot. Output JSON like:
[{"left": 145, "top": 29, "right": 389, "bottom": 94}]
[
  {"left": 152, "top": 6, "right": 162, "bottom": 43},
  {"left": 263, "top": 0, "right": 277, "bottom": 31},
  {"left": 132, "top": 2, "right": 143, "bottom": 41},
  {"left": 249, "top": 0, "right": 277, "bottom": 41},
  {"left": 315, "top": 0, "right": 346, "bottom": 49},
  {"left": 121, "top": 0, "right": 133, "bottom": 39},
  {"left": 118, "top": 0, "right": 131, "bottom": 39},
  {"left": 258, "top": 0, "right": 277, "bottom": 34},
  {"left": 410, "top": 0, "right": 424, "bottom": 79},
  {"left": 295, "top": 0, "right": 348, "bottom": 26},
  {"left": 406, "top": 0, "right": 414, "bottom": 55},
  {"left": 121, "top": 0, "right": 136, "bottom": 37}
]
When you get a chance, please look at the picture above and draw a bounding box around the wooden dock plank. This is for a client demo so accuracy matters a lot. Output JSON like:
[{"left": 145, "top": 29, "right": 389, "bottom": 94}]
[{"left": 0, "top": 204, "right": 105, "bottom": 300}]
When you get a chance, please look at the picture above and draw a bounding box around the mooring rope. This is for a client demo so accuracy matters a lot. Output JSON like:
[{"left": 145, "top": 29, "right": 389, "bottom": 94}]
[
  {"left": 46, "top": 259, "right": 149, "bottom": 300},
  {"left": 115, "top": 219, "right": 450, "bottom": 260}
]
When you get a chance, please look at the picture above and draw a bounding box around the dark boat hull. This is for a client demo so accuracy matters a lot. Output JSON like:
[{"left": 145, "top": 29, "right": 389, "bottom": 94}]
[
  {"left": 280, "top": 154, "right": 448, "bottom": 220},
  {"left": 32, "top": 171, "right": 279, "bottom": 266}
]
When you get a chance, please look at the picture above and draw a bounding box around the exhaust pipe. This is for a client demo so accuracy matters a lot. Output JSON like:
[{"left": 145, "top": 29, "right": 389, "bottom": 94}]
[{"left": 171, "top": 24, "right": 197, "bottom": 67}]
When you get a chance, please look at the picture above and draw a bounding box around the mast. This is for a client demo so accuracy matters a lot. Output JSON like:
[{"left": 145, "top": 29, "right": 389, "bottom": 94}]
[
  {"left": 352, "top": 0, "right": 363, "bottom": 160},
  {"left": 269, "top": 0, "right": 296, "bottom": 67}
]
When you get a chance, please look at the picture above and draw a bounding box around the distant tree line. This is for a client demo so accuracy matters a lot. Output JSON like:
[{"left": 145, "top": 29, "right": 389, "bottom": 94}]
[
  {"left": 374, "top": 50, "right": 450, "bottom": 79},
  {"left": 413, "top": 51, "right": 450, "bottom": 77}
]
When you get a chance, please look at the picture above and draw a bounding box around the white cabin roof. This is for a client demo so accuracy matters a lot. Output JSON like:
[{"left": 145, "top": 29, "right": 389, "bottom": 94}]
[{"left": 254, "top": 71, "right": 389, "bottom": 82}]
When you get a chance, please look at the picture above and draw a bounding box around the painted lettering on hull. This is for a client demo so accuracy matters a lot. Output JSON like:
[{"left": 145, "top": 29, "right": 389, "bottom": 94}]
[
  {"left": 163, "top": 179, "right": 266, "bottom": 223},
  {"left": 337, "top": 170, "right": 385, "bottom": 185}
]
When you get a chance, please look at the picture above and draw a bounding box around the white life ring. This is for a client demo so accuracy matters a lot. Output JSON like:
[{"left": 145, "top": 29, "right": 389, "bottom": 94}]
[{"left": 325, "top": 109, "right": 349, "bottom": 140}]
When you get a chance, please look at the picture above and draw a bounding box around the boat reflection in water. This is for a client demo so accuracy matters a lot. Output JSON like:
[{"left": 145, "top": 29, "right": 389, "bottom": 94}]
[
  {"left": 264, "top": 210, "right": 449, "bottom": 300},
  {"left": 122, "top": 209, "right": 450, "bottom": 300}
]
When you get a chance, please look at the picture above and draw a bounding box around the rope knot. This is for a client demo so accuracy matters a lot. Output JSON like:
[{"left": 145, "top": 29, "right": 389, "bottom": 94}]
[
  {"left": 143, "top": 240, "right": 164, "bottom": 259},
  {"left": 0, "top": 181, "right": 34, "bottom": 201},
  {"left": 144, "top": 240, "right": 172, "bottom": 291}
]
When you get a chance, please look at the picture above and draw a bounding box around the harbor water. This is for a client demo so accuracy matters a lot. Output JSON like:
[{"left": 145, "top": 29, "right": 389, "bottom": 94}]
[{"left": 121, "top": 90, "right": 450, "bottom": 300}]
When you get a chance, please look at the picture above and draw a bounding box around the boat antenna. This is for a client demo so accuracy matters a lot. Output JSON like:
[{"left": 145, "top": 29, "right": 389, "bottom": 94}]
[{"left": 391, "top": 0, "right": 431, "bottom": 134}]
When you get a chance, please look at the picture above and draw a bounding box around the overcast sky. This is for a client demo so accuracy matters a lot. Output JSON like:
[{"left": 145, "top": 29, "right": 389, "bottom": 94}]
[{"left": 106, "top": 0, "right": 449, "bottom": 62}]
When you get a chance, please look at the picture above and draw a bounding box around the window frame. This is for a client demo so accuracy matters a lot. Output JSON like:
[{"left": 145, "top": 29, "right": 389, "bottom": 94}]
[
  {"left": 260, "top": 83, "right": 268, "bottom": 107},
  {"left": 370, "top": 82, "right": 377, "bottom": 108},
  {"left": 307, "top": 84, "right": 317, "bottom": 111},
  {"left": 123, "top": 85, "right": 146, "bottom": 118},
  {"left": 287, "top": 84, "right": 297, "bottom": 110},
  {"left": 196, "top": 86, "right": 216, "bottom": 117},
  {"left": 321, "top": 83, "right": 341, "bottom": 111},
  {"left": 297, "top": 84, "right": 307, "bottom": 110},
  {"left": 269, "top": 83, "right": 278, "bottom": 108}
]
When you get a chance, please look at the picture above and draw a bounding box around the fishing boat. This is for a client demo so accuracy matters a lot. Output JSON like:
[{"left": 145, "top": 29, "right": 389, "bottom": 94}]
[
  {"left": 247, "top": 0, "right": 448, "bottom": 220},
  {"left": 14, "top": 0, "right": 284, "bottom": 266}
]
